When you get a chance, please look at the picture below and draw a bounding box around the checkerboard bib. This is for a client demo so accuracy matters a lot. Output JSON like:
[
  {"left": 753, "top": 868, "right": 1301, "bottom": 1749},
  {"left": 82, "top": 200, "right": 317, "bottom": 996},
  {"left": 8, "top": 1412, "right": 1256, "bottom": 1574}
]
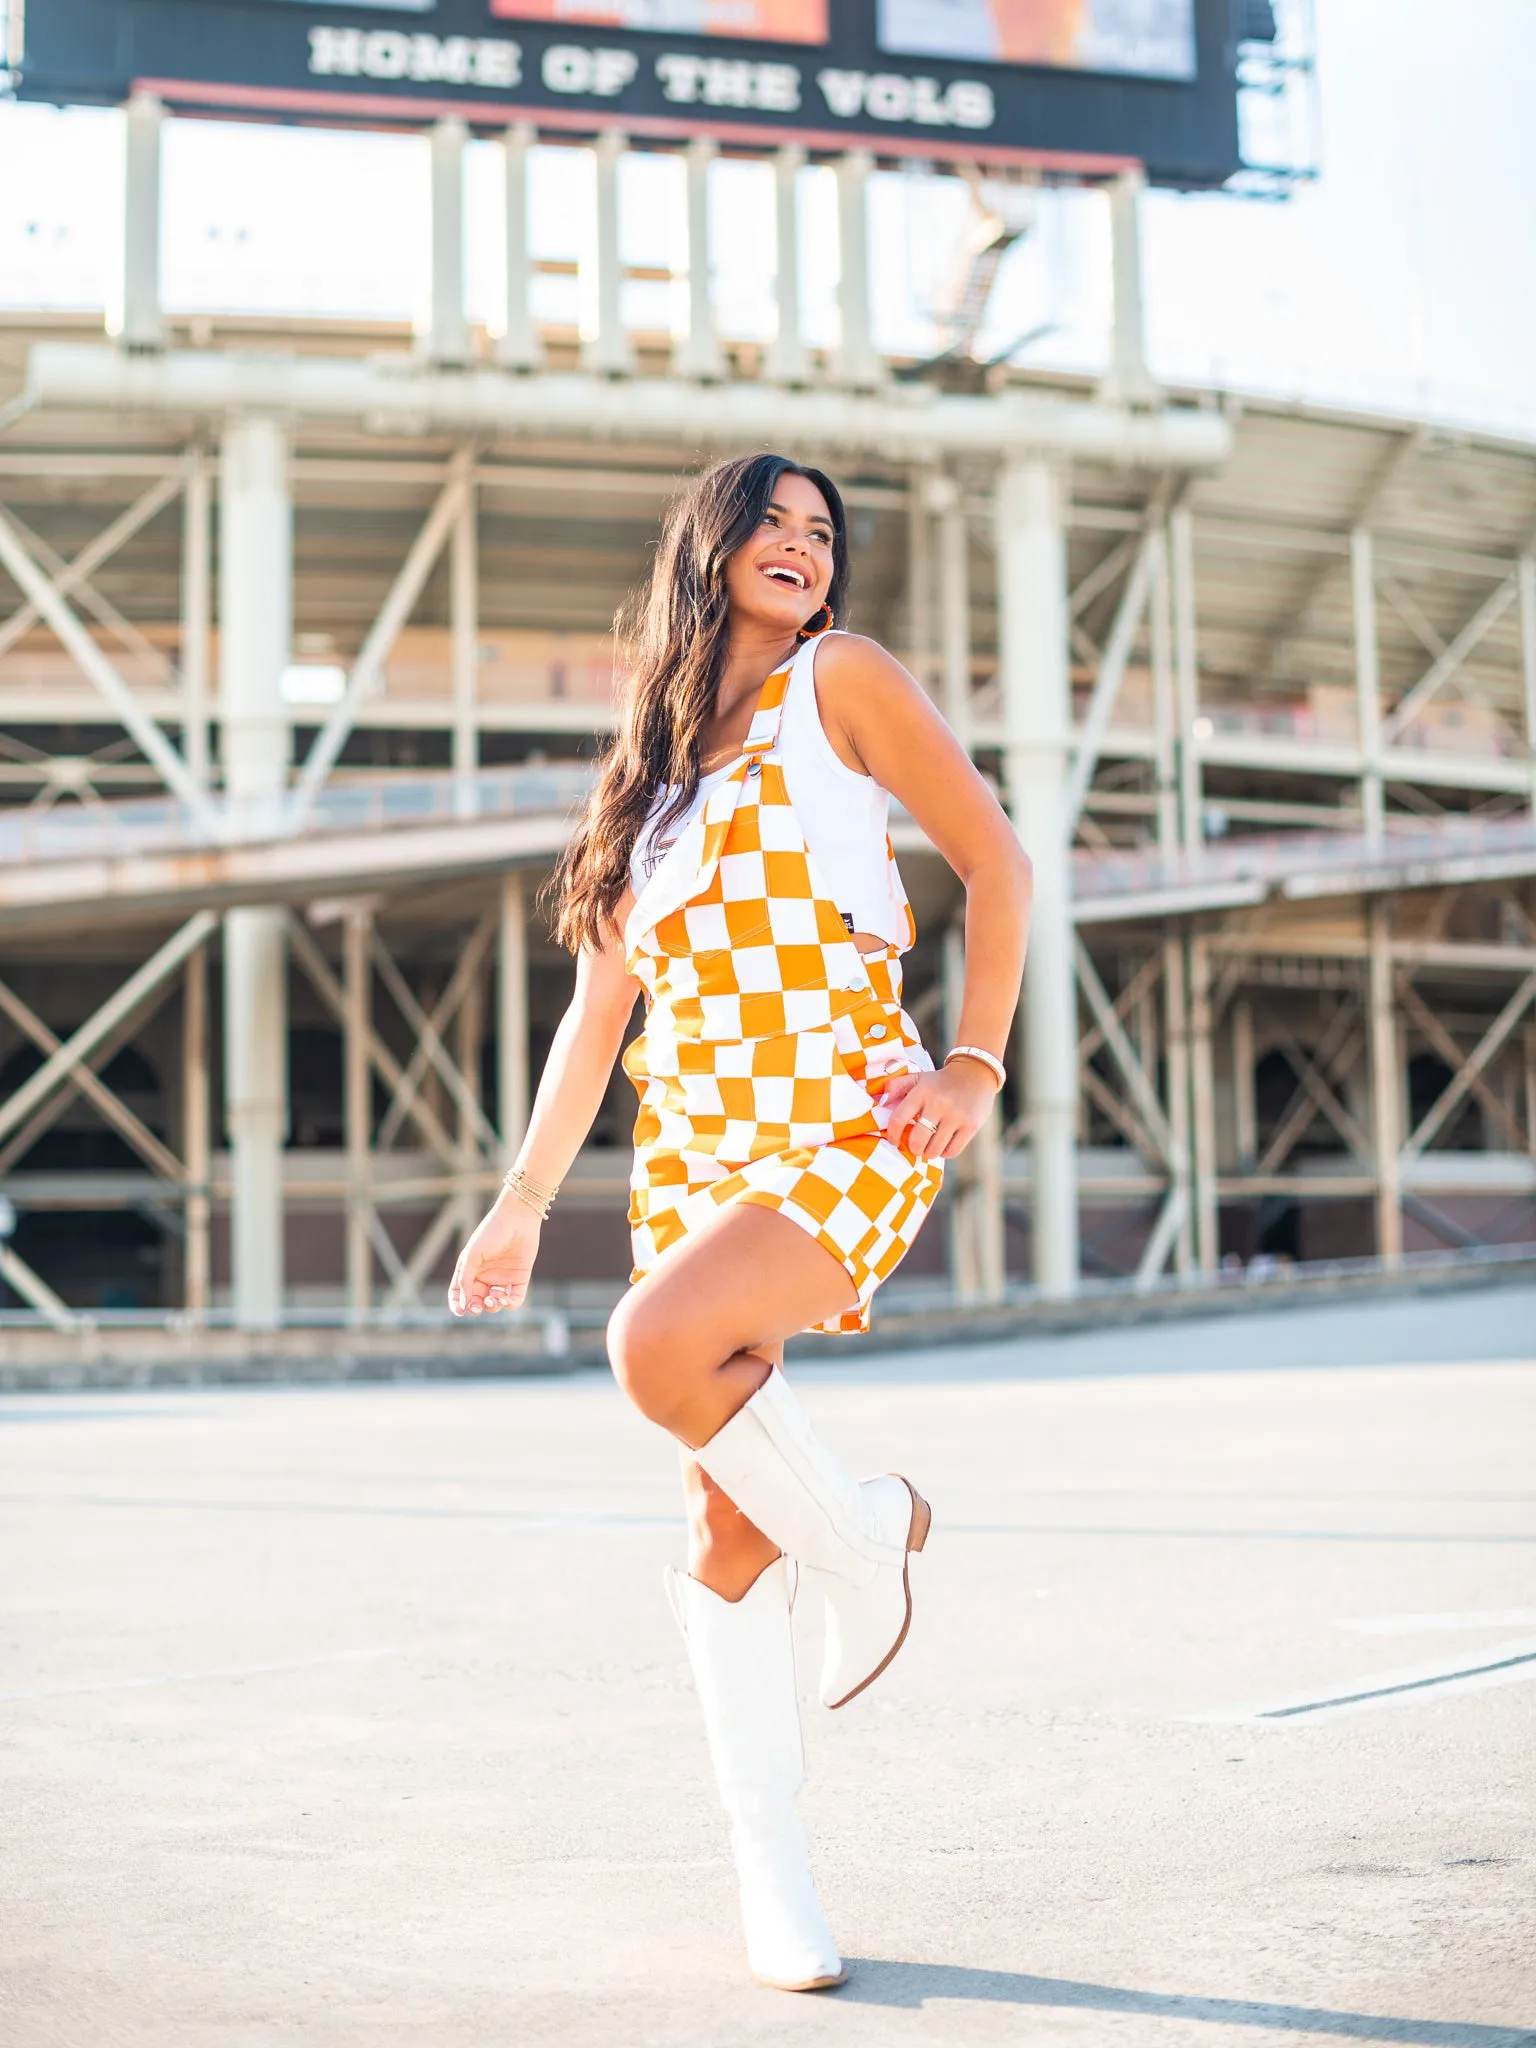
[{"left": 622, "top": 638, "right": 942, "bottom": 1334}]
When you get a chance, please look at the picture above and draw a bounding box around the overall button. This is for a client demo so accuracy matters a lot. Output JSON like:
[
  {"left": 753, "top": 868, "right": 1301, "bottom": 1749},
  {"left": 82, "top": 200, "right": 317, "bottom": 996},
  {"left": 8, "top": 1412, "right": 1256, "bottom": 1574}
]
[{"left": 867, "top": 1022, "right": 887, "bottom": 1040}]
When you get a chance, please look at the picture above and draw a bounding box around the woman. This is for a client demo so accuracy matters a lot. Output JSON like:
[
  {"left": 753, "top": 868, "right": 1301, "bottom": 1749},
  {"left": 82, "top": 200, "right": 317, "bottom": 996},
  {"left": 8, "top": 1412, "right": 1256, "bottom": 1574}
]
[{"left": 449, "top": 454, "right": 1031, "bottom": 1992}]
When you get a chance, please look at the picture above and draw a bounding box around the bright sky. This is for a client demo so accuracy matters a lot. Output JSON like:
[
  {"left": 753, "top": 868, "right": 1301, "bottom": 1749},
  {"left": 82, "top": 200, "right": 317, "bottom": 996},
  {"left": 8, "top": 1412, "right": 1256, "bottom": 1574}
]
[{"left": 1, "top": 0, "right": 1531, "bottom": 441}]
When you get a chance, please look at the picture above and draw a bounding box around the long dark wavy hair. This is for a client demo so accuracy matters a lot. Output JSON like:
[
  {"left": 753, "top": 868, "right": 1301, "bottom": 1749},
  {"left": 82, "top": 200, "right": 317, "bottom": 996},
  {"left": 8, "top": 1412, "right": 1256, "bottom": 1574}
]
[{"left": 551, "top": 452, "right": 850, "bottom": 954}]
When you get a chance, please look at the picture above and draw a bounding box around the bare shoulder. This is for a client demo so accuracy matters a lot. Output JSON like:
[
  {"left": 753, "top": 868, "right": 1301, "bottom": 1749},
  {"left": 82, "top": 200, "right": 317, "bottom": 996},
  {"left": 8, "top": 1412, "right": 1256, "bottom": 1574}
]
[{"left": 815, "top": 632, "right": 922, "bottom": 698}]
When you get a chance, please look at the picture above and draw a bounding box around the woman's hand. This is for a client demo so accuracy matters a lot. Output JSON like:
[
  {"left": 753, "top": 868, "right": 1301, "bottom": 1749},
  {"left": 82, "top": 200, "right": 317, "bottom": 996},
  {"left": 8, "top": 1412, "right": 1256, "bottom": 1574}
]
[
  {"left": 882, "top": 1061, "right": 998, "bottom": 1164},
  {"left": 448, "top": 1193, "right": 542, "bottom": 1316}
]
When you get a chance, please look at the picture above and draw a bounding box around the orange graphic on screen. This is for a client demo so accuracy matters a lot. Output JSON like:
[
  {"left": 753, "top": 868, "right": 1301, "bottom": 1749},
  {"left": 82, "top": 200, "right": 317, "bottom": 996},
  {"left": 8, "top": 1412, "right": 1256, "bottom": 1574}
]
[
  {"left": 490, "top": 0, "right": 828, "bottom": 44},
  {"left": 876, "top": 0, "right": 1195, "bottom": 78}
]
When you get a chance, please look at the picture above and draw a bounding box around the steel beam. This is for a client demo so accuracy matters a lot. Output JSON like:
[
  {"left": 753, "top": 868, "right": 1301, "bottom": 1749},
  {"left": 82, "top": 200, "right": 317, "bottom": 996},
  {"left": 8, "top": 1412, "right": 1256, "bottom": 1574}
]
[
  {"left": 585, "top": 130, "right": 634, "bottom": 378},
  {"left": 498, "top": 873, "right": 530, "bottom": 1165},
  {"left": 428, "top": 118, "right": 471, "bottom": 369},
  {"left": 763, "top": 146, "right": 808, "bottom": 386},
  {"left": 183, "top": 938, "right": 211, "bottom": 1317},
  {"left": 997, "top": 455, "right": 1077, "bottom": 1296},
  {"left": 834, "top": 151, "right": 881, "bottom": 391},
  {"left": 24, "top": 347, "right": 1234, "bottom": 471},
  {"left": 117, "top": 91, "right": 165, "bottom": 352},
  {"left": 181, "top": 447, "right": 212, "bottom": 790},
  {"left": 499, "top": 122, "right": 540, "bottom": 373},
  {"left": 344, "top": 904, "right": 373, "bottom": 1322},
  {"left": 677, "top": 137, "right": 724, "bottom": 382}
]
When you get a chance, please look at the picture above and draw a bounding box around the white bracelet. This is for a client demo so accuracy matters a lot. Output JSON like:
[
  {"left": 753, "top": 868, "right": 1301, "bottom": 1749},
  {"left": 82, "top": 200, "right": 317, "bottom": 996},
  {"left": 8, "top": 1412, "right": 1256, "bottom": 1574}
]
[{"left": 944, "top": 1045, "right": 1006, "bottom": 1092}]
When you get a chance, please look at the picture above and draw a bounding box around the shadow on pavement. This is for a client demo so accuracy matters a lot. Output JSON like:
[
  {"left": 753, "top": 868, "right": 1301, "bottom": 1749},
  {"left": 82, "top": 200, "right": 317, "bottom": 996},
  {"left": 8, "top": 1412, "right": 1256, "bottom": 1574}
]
[{"left": 837, "top": 1963, "right": 1536, "bottom": 2044}]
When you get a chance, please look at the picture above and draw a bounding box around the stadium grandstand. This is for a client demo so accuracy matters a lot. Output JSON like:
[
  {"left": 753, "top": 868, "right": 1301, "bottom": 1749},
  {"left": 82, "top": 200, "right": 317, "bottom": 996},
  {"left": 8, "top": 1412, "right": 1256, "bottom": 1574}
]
[{"left": 0, "top": 66, "right": 1533, "bottom": 1346}]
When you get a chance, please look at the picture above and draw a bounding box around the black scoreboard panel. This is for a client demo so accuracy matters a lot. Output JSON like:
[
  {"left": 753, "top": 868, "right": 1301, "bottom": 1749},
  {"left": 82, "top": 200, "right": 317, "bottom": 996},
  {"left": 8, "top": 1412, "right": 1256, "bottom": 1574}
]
[{"left": 15, "top": 0, "right": 1246, "bottom": 187}]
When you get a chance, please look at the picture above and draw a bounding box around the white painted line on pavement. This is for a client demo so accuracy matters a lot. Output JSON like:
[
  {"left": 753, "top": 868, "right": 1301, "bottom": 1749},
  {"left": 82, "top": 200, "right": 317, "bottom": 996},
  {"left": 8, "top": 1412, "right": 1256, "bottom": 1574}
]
[
  {"left": 0, "top": 1646, "right": 399, "bottom": 1704},
  {"left": 1185, "top": 1638, "right": 1536, "bottom": 1725},
  {"left": 1335, "top": 1608, "right": 1536, "bottom": 1634}
]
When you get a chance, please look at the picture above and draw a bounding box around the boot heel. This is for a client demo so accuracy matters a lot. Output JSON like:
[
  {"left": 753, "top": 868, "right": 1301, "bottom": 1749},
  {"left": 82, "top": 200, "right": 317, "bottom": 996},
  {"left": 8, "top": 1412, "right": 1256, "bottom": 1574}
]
[{"left": 903, "top": 1482, "right": 931, "bottom": 1553}]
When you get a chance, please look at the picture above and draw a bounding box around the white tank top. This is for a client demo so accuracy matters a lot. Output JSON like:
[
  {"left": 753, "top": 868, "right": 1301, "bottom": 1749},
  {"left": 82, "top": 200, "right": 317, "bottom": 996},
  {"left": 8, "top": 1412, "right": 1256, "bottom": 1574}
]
[{"left": 628, "top": 632, "right": 911, "bottom": 948}]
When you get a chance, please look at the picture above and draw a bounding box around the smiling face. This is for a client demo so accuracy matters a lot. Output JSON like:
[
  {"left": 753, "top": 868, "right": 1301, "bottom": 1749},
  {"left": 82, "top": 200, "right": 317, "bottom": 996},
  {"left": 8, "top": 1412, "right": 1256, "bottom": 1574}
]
[{"left": 722, "top": 470, "right": 837, "bottom": 637}]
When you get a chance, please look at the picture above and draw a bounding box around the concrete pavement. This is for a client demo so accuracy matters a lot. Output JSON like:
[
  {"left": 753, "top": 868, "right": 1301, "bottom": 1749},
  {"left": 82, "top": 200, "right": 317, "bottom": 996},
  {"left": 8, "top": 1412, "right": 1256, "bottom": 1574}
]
[{"left": 2, "top": 1289, "right": 1533, "bottom": 2046}]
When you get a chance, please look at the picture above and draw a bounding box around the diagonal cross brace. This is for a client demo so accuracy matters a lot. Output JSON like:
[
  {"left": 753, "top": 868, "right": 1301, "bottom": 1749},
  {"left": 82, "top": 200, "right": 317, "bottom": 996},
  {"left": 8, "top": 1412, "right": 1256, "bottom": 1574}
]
[
  {"left": 287, "top": 916, "right": 459, "bottom": 1169},
  {"left": 0, "top": 973, "right": 183, "bottom": 1182},
  {"left": 293, "top": 453, "right": 470, "bottom": 815},
  {"left": 0, "top": 505, "right": 213, "bottom": 828},
  {"left": 1256, "top": 1003, "right": 1370, "bottom": 1172},
  {"left": 0, "top": 469, "right": 185, "bottom": 661},
  {"left": 1401, "top": 968, "right": 1536, "bottom": 1161},
  {"left": 1074, "top": 937, "right": 1177, "bottom": 1167},
  {"left": 1380, "top": 573, "right": 1519, "bottom": 744},
  {"left": 1395, "top": 978, "right": 1530, "bottom": 1156},
  {"left": 373, "top": 907, "right": 497, "bottom": 1153},
  {"left": 1065, "top": 532, "right": 1153, "bottom": 833},
  {"left": 371, "top": 927, "right": 501, "bottom": 1160},
  {"left": 0, "top": 913, "right": 216, "bottom": 1150}
]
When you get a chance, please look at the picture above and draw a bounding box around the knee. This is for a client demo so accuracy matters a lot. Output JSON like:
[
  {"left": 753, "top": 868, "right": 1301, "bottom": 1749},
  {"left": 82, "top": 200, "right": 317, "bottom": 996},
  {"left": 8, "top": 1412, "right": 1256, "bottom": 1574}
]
[{"left": 607, "top": 1288, "right": 690, "bottom": 1434}]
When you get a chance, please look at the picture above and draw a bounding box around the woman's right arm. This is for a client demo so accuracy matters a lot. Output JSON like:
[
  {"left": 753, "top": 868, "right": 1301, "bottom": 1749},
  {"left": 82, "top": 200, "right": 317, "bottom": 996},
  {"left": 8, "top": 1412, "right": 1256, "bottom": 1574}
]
[{"left": 448, "top": 919, "right": 640, "bottom": 1317}]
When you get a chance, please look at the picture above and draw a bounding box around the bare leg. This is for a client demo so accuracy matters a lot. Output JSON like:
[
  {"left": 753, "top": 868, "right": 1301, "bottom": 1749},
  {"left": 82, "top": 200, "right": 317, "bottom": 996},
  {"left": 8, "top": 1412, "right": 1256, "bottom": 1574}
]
[
  {"left": 680, "top": 1361, "right": 783, "bottom": 1601},
  {"left": 610, "top": 1206, "right": 857, "bottom": 1597},
  {"left": 608, "top": 1202, "right": 856, "bottom": 1449}
]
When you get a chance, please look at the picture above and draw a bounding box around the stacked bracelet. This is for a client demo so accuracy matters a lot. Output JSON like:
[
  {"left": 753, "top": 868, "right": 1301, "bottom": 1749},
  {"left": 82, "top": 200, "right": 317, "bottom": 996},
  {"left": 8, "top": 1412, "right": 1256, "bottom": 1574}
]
[
  {"left": 944, "top": 1045, "right": 1007, "bottom": 1092},
  {"left": 501, "top": 1167, "right": 560, "bottom": 1221}
]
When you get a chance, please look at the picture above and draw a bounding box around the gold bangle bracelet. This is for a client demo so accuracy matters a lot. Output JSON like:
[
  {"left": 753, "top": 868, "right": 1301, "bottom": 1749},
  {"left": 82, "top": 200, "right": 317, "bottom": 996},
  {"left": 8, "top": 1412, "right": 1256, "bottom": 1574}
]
[
  {"left": 501, "top": 1168, "right": 558, "bottom": 1221},
  {"left": 943, "top": 1045, "right": 1007, "bottom": 1091}
]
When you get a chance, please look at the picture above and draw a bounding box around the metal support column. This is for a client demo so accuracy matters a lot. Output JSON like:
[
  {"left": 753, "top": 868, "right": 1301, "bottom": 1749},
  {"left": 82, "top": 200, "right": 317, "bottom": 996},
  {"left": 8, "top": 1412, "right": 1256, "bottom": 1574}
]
[
  {"left": 1149, "top": 524, "right": 1180, "bottom": 857},
  {"left": 996, "top": 456, "right": 1077, "bottom": 1297},
  {"left": 677, "top": 136, "right": 724, "bottom": 381},
  {"left": 1100, "top": 167, "right": 1157, "bottom": 408},
  {"left": 1162, "top": 931, "right": 1192, "bottom": 1273},
  {"left": 943, "top": 920, "right": 1005, "bottom": 1302},
  {"left": 219, "top": 414, "right": 291, "bottom": 1328},
  {"left": 456, "top": 951, "right": 486, "bottom": 1236},
  {"left": 1232, "top": 997, "right": 1256, "bottom": 1168},
  {"left": 451, "top": 453, "right": 478, "bottom": 809},
  {"left": 499, "top": 122, "right": 540, "bottom": 372},
  {"left": 1518, "top": 553, "right": 1536, "bottom": 814},
  {"left": 118, "top": 90, "right": 165, "bottom": 351},
  {"left": 1169, "top": 505, "right": 1201, "bottom": 855},
  {"left": 181, "top": 443, "right": 212, "bottom": 790},
  {"left": 1351, "top": 528, "right": 1385, "bottom": 843},
  {"left": 1368, "top": 898, "right": 1403, "bottom": 1266},
  {"left": 498, "top": 873, "right": 530, "bottom": 1165},
  {"left": 933, "top": 474, "right": 972, "bottom": 747},
  {"left": 182, "top": 939, "right": 210, "bottom": 1320},
  {"left": 428, "top": 118, "right": 471, "bottom": 368},
  {"left": 764, "top": 145, "right": 808, "bottom": 385},
  {"left": 344, "top": 906, "right": 373, "bottom": 1321},
  {"left": 585, "top": 131, "right": 634, "bottom": 377},
  {"left": 833, "top": 151, "right": 881, "bottom": 390},
  {"left": 905, "top": 468, "right": 933, "bottom": 690},
  {"left": 1188, "top": 934, "right": 1219, "bottom": 1272}
]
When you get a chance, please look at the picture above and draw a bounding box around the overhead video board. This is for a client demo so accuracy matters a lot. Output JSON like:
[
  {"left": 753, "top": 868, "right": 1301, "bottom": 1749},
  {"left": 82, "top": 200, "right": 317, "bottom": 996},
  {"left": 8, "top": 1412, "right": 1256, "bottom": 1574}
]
[{"left": 12, "top": 0, "right": 1243, "bottom": 186}]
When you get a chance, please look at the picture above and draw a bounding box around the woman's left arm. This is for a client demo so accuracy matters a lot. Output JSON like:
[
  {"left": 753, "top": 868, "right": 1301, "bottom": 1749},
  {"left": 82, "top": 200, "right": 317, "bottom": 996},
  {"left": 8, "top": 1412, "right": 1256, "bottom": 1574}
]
[{"left": 816, "top": 634, "right": 1033, "bottom": 1163}]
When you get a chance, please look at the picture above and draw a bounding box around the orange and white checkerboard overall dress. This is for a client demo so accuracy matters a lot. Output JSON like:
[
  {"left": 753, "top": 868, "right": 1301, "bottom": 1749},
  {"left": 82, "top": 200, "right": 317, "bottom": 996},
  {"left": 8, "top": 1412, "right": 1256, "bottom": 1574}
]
[{"left": 622, "top": 642, "right": 943, "bottom": 1334}]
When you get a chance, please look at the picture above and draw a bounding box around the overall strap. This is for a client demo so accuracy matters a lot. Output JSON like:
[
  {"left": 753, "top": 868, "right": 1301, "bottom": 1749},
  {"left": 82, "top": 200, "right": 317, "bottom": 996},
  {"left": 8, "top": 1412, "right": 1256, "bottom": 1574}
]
[{"left": 741, "top": 634, "right": 822, "bottom": 760}]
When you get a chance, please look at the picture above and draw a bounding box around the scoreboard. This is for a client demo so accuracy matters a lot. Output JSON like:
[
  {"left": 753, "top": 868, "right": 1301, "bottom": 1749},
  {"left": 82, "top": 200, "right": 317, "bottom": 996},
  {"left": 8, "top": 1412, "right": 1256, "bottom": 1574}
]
[{"left": 12, "top": 0, "right": 1248, "bottom": 186}]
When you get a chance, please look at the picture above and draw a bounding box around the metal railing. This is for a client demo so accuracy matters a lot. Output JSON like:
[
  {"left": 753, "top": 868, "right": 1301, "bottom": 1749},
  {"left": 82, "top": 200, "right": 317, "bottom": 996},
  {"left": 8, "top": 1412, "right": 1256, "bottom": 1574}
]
[
  {"left": 1074, "top": 811, "right": 1536, "bottom": 907},
  {"left": 0, "top": 764, "right": 596, "bottom": 869}
]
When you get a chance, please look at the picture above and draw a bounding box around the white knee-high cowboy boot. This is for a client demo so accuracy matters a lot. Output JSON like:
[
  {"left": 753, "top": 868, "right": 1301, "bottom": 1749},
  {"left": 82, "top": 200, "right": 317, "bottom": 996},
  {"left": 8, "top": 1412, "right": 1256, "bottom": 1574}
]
[
  {"left": 689, "top": 1368, "right": 930, "bottom": 1710},
  {"left": 666, "top": 1557, "right": 844, "bottom": 1992}
]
